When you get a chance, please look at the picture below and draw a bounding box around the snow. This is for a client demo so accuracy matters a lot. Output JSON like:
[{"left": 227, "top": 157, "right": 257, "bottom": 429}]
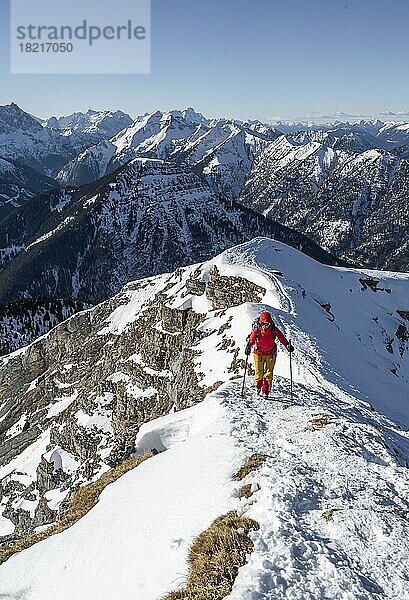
[
  {"left": 25, "top": 216, "right": 75, "bottom": 250},
  {"left": 222, "top": 378, "right": 409, "bottom": 600},
  {"left": 0, "top": 396, "right": 243, "bottom": 600},
  {"left": 98, "top": 275, "right": 169, "bottom": 335},
  {"left": 43, "top": 448, "right": 80, "bottom": 475},
  {"left": 83, "top": 193, "right": 98, "bottom": 207},
  {"left": 13, "top": 496, "right": 38, "bottom": 518},
  {"left": 45, "top": 391, "right": 78, "bottom": 419},
  {"left": 75, "top": 408, "right": 113, "bottom": 434},
  {"left": 107, "top": 371, "right": 130, "bottom": 384},
  {"left": 0, "top": 431, "right": 50, "bottom": 481},
  {"left": 154, "top": 319, "right": 182, "bottom": 336},
  {"left": 0, "top": 244, "right": 25, "bottom": 260},
  {"left": 126, "top": 383, "right": 157, "bottom": 401},
  {"left": 127, "top": 352, "right": 173, "bottom": 379},
  {"left": 50, "top": 192, "right": 71, "bottom": 212},
  {"left": 0, "top": 239, "right": 408, "bottom": 599},
  {"left": 44, "top": 488, "right": 69, "bottom": 511},
  {"left": 5, "top": 414, "right": 27, "bottom": 439},
  {"left": 44, "top": 109, "right": 132, "bottom": 138},
  {"left": 0, "top": 409, "right": 9, "bottom": 423},
  {"left": 0, "top": 515, "right": 14, "bottom": 536},
  {"left": 53, "top": 379, "right": 73, "bottom": 390}
]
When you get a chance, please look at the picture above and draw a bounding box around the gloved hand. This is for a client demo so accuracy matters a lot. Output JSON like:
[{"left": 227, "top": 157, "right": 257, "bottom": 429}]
[
  {"left": 245, "top": 343, "right": 251, "bottom": 356},
  {"left": 288, "top": 343, "right": 294, "bottom": 353}
]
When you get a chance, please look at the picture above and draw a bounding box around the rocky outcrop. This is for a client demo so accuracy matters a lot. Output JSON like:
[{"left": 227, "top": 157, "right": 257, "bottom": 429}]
[
  {"left": 36, "top": 458, "right": 68, "bottom": 495},
  {"left": 186, "top": 270, "right": 206, "bottom": 296},
  {"left": 0, "top": 261, "right": 262, "bottom": 546},
  {"left": 206, "top": 266, "right": 265, "bottom": 310}
]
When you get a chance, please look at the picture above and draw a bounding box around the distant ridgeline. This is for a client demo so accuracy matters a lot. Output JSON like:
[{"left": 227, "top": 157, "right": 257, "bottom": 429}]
[
  {"left": 1, "top": 101, "right": 409, "bottom": 277},
  {"left": 0, "top": 296, "right": 89, "bottom": 355}
]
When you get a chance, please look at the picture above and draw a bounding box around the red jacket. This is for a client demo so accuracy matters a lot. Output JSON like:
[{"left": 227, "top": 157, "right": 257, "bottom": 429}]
[{"left": 249, "top": 324, "right": 289, "bottom": 356}]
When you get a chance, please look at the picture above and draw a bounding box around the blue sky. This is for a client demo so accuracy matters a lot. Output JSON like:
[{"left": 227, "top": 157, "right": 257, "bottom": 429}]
[{"left": 1, "top": 0, "right": 409, "bottom": 121}]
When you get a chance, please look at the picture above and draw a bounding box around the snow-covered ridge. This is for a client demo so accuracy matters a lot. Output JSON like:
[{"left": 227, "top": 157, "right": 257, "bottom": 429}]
[
  {"left": 0, "top": 238, "right": 408, "bottom": 598},
  {"left": 42, "top": 108, "right": 132, "bottom": 138}
]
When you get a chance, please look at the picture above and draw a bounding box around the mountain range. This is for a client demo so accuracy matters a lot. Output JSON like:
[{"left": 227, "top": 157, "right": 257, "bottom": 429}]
[
  {"left": 55, "top": 108, "right": 279, "bottom": 200},
  {"left": 1, "top": 102, "right": 408, "bottom": 274},
  {"left": 0, "top": 103, "right": 131, "bottom": 181},
  {"left": 0, "top": 157, "right": 341, "bottom": 305},
  {"left": 0, "top": 101, "right": 408, "bottom": 600},
  {"left": 0, "top": 101, "right": 408, "bottom": 356},
  {"left": 239, "top": 133, "right": 409, "bottom": 271}
]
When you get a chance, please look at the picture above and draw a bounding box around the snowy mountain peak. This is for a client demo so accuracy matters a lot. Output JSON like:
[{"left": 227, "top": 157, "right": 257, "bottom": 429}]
[
  {"left": 43, "top": 109, "right": 133, "bottom": 138},
  {"left": 56, "top": 108, "right": 281, "bottom": 195},
  {"left": 0, "top": 103, "right": 43, "bottom": 134},
  {"left": 181, "top": 106, "right": 209, "bottom": 124}
]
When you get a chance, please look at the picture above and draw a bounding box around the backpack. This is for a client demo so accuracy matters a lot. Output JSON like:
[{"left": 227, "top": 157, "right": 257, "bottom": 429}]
[{"left": 248, "top": 317, "right": 276, "bottom": 352}]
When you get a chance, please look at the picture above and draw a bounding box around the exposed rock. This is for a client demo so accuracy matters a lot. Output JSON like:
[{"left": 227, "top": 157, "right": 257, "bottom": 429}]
[
  {"left": 0, "top": 428, "right": 41, "bottom": 466},
  {"left": 315, "top": 301, "right": 335, "bottom": 322},
  {"left": 359, "top": 278, "right": 391, "bottom": 293},
  {"left": 186, "top": 270, "right": 206, "bottom": 296},
  {"left": 36, "top": 458, "right": 69, "bottom": 495},
  {"left": 359, "top": 278, "right": 380, "bottom": 292},
  {"left": 206, "top": 266, "right": 265, "bottom": 310},
  {"left": 34, "top": 496, "right": 57, "bottom": 528},
  {"left": 2, "top": 505, "right": 32, "bottom": 536},
  {"left": 396, "top": 324, "right": 409, "bottom": 343}
]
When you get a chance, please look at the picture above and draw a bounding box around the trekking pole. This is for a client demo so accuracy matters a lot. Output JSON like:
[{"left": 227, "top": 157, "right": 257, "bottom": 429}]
[
  {"left": 241, "top": 353, "right": 249, "bottom": 398},
  {"left": 289, "top": 338, "right": 293, "bottom": 402}
]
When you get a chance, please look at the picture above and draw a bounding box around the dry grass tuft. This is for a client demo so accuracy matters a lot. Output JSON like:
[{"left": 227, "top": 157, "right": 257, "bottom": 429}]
[
  {"left": 233, "top": 454, "right": 267, "bottom": 481},
  {"left": 163, "top": 511, "right": 259, "bottom": 600},
  {"left": 322, "top": 508, "right": 341, "bottom": 522},
  {"left": 308, "top": 415, "right": 339, "bottom": 430},
  {"left": 205, "top": 381, "right": 224, "bottom": 394},
  {"left": 0, "top": 451, "right": 154, "bottom": 566},
  {"left": 239, "top": 484, "right": 253, "bottom": 499}
]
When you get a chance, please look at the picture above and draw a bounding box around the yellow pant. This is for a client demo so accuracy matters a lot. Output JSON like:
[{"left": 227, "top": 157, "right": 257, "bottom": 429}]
[{"left": 254, "top": 352, "right": 277, "bottom": 388}]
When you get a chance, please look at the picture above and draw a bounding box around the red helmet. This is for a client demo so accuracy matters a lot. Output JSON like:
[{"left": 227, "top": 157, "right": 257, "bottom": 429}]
[{"left": 259, "top": 311, "right": 273, "bottom": 324}]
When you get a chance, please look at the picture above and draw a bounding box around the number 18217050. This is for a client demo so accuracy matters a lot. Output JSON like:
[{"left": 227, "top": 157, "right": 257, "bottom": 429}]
[{"left": 19, "top": 43, "right": 74, "bottom": 52}]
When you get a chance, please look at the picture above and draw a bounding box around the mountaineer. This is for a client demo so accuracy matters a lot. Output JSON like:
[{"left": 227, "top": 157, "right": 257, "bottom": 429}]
[{"left": 245, "top": 310, "right": 293, "bottom": 399}]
